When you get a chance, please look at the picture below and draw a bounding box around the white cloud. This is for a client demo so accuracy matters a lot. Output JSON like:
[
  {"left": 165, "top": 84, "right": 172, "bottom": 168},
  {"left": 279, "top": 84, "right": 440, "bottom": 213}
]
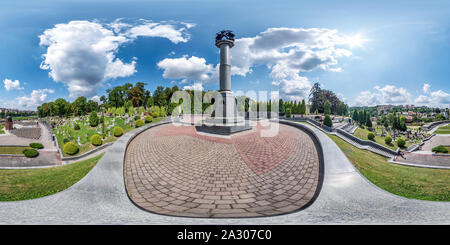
[
  {"left": 4, "top": 78, "right": 24, "bottom": 91},
  {"left": 423, "top": 83, "right": 431, "bottom": 94},
  {"left": 183, "top": 83, "right": 204, "bottom": 91},
  {"left": 374, "top": 85, "right": 411, "bottom": 104},
  {"left": 230, "top": 27, "right": 354, "bottom": 78},
  {"left": 415, "top": 95, "right": 431, "bottom": 104},
  {"left": 157, "top": 27, "right": 356, "bottom": 100},
  {"left": 157, "top": 55, "right": 216, "bottom": 82},
  {"left": 91, "top": 95, "right": 101, "bottom": 103},
  {"left": 414, "top": 83, "right": 450, "bottom": 108},
  {"left": 354, "top": 90, "right": 381, "bottom": 106},
  {"left": 126, "top": 21, "right": 194, "bottom": 44},
  {"left": 353, "top": 84, "right": 410, "bottom": 106},
  {"left": 39, "top": 19, "right": 193, "bottom": 98},
  {"left": 17, "top": 89, "right": 54, "bottom": 110}
]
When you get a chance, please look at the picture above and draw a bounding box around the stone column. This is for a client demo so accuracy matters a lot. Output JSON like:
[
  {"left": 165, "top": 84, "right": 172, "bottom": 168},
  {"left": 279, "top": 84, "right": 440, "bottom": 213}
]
[{"left": 216, "top": 39, "right": 234, "bottom": 92}]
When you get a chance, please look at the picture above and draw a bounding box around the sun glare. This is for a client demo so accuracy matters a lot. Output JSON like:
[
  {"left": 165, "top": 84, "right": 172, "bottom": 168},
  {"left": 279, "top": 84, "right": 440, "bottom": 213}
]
[{"left": 346, "top": 33, "right": 368, "bottom": 49}]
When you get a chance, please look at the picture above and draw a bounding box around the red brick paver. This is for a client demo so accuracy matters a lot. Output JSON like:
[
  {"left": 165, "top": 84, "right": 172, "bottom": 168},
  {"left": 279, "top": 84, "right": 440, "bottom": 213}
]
[{"left": 124, "top": 122, "right": 320, "bottom": 217}]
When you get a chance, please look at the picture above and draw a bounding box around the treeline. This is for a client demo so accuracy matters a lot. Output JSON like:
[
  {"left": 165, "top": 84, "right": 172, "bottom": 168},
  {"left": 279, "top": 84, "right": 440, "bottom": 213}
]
[
  {"left": 38, "top": 81, "right": 350, "bottom": 119},
  {"left": 0, "top": 110, "right": 36, "bottom": 118},
  {"left": 352, "top": 110, "right": 373, "bottom": 128},
  {"left": 37, "top": 82, "right": 181, "bottom": 118}
]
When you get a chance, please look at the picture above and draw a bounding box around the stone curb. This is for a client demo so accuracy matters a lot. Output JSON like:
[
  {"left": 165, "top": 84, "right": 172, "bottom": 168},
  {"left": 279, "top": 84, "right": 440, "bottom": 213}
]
[{"left": 62, "top": 142, "right": 114, "bottom": 162}]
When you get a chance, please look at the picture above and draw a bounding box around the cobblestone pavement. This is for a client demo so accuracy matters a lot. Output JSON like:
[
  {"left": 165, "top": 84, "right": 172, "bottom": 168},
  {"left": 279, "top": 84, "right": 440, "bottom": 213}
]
[{"left": 124, "top": 122, "right": 320, "bottom": 217}]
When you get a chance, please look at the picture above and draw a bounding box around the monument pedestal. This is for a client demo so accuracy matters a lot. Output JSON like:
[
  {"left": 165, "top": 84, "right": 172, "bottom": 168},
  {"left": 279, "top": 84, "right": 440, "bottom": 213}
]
[{"left": 195, "top": 91, "right": 252, "bottom": 136}]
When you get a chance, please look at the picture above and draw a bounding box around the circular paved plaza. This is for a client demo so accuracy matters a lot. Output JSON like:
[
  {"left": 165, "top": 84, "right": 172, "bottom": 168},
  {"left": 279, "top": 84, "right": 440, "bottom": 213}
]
[{"left": 124, "top": 122, "right": 321, "bottom": 218}]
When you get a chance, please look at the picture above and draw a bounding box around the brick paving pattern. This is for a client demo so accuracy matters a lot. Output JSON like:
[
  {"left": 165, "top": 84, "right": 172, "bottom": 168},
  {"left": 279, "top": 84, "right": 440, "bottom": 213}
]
[{"left": 124, "top": 122, "right": 320, "bottom": 217}]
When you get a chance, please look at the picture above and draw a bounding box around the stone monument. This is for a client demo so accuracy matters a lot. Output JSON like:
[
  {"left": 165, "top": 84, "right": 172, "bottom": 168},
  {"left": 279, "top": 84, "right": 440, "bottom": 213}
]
[
  {"left": 5, "top": 116, "right": 13, "bottom": 130},
  {"left": 195, "top": 30, "right": 252, "bottom": 135}
]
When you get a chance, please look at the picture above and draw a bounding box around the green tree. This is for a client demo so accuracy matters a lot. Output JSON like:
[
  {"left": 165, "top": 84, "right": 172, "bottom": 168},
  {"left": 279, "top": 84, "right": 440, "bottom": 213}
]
[
  {"left": 323, "top": 115, "right": 332, "bottom": 127},
  {"left": 324, "top": 100, "right": 331, "bottom": 115},
  {"left": 89, "top": 112, "right": 99, "bottom": 127},
  {"left": 299, "top": 99, "right": 306, "bottom": 117}
]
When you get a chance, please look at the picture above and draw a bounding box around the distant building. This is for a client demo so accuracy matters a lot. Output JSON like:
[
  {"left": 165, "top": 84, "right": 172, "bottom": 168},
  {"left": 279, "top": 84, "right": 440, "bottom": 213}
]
[{"left": 405, "top": 115, "right": 413, "bottom": 123}]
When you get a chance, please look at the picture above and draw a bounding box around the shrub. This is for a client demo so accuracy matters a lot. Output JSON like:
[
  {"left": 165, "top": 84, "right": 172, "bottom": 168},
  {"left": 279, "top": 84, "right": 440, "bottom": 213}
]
[
  {"left": 63, "top": 142, "right": 79, "bottom": 155},
  {"left": 432, "top": 145, "right": 448, "bottom": 153},
  {"left": 29, "top": 143, "right": 44, "bottom": 149},
  {"left": 135, "top": 119, "right": 144, "bottom": 128},
  {"left": 89, "top": 112, "right": 99, "bottom": 127},
  {"left": 385, "top": 136, "right": 392, "bottom": 144},
  {"left": 367, "top": 132, "right": 375, "bottom": 141},
  {"left": 90, "top": 134, "right": 102, "bottom": 146},
  {"left": 145, "top": 115, "right": 153, "bottom": 123},
  {"left": 285, "top": 108, "right": 292, "bottom": 118},
  {"left": 159, "top": 107, "right": 166, "bottom": 117},
  {"left": 323, "top": 115, "right": 333, "bottom": 128},
  {"left": 151, "top": 106, "right": 159, "bottom": 117},
  {"left": 396, "top": 137, "right": 406, "bottom": 148},
  {"left": 74, "top": 124, "right": 80, "bottom": 130},
  {"left": 134, "top": 115, "right": 140, "bottom": 121},
  {"left": 113, "top": 126, "right": 123, "bottom": 137},
  {"left": 23, "top": 148, "right": 39, "bottom": 158}
]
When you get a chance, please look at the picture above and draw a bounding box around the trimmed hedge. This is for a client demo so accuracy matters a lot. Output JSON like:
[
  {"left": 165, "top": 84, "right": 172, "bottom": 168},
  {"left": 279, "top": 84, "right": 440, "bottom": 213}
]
[
  {"left": 396, "top": 137, "right": 406, "bottom": 148},
  {"left": 432, "top": 145, "right": 448, "bottom": 153},
  {"left": 385, "top": 136, "right": 392, "bottom": 144},
  {"left": 113, "top": 126, "right": 123, "bottom": 137},
  {"left": 367, "top": 132, "right": 375, "bottom": 141},
  {"left": 29, "top": 143, "right": 44, "bottom": 149},
  {"left": 135, "top": 119, "right": 144, "bottom": 128},
  {"left": 63, "top": 142, "right": 79, "bottom": 155},
  {"left": 23, "top": 148, "right": 39, "bottom": 158},
  {"left": 145, "top": 115, "right": 153, "bottom": 123},
  {"left": 90, "top": 134, "right": 102, "bottom": 146}
]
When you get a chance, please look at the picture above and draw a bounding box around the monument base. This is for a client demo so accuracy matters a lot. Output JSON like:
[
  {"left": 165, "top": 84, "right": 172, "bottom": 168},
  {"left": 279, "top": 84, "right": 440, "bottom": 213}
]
[{"left": 195, "top": 117, "right": 252, "bottom": 136}]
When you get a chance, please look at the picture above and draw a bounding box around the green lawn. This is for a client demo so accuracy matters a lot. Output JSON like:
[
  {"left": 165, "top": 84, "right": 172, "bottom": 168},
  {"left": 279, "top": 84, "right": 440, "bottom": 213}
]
[
  {"left": 0, "top": 153, "right": 103, "bottom": 201},
  {"left": 0, "top": 146, "right": 31, "bottom": 155},
  {"left": 435, "top": 125, "right": 450, "bottom": 134},
  {"left": 328, "top": 134, "right": 450, "bottom": 201},
  {"left": 353, "top": 127, "right": 409, "bottom": 150}
]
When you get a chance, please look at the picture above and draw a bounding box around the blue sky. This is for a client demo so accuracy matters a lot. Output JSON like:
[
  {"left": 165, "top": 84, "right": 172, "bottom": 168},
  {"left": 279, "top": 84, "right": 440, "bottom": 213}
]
[{"left": 0, "top": 0, "right": 449, "bottom": 110}]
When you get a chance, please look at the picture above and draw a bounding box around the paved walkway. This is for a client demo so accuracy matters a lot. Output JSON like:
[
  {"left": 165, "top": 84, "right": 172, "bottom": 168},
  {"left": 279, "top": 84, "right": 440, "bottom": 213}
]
[
  {"left": 125, "top": 123, "right": 320, "bottom": 217},
  {"left": 0, "top": 119, "right": 449, "bottom": 224},
  {"left": 394, "top": 152, "right": 449, "bottom": 168},
  {"left": 0, "top": 122, "right": 60, "bottom": 168},
  {"left": 421, "top": 135, "right": 450, "bottom": 151}
]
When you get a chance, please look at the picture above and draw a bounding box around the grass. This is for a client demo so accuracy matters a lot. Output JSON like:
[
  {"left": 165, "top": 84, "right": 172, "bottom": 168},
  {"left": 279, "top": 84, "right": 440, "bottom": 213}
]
[
  {"left": 328, "top": 134, "right": 450, "bottom": 201},
  {"left": 0, "top": 123, "right": 4, "bottom": 134},
  {"left": 0, "top": 146, "right": 31, "bottom": 155},
  {"left": 353, "top": 127, "right": 409, "bottom": 150},
  {"left": 435, "top": 125, "right": 450, "bottom": 134},
  {"left": 0, "top": 153, "right": 103, "bottom": 201}
]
